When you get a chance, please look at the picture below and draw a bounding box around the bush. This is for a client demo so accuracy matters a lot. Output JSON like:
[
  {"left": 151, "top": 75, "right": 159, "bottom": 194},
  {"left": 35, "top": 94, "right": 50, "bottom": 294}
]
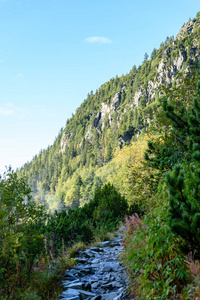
[
  {"left": 0, "top": 169, "right": 46, "bottom": 297},
  {"left": 122, "top": 183, "right": 190, "bottom": 299},
  {"left": 44, "top": 183, "right": 130, "bottom": 251},
  {"left": 93, "top": 182, "right": 129, "bottom": 226}
]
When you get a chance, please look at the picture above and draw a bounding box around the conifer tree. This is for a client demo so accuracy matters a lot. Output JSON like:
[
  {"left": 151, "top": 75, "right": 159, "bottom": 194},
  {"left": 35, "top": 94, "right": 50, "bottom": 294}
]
[
  {"left": 165, "top": 79, "right": 200, "bottom": 258},
  {"left": 144, "top": 67, "right": 200, "bottom": 257}
]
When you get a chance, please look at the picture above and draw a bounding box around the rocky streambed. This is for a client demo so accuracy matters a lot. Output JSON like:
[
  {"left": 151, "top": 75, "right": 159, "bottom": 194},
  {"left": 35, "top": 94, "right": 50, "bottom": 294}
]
[{"left": 58, "top": 233, "right": 132, "bottom": 300}]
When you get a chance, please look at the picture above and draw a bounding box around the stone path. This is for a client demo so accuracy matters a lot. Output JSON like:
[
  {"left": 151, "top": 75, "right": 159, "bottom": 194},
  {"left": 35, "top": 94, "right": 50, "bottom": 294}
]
[{"left": 58, "top": 233, "right": 132, "bottom": 300}]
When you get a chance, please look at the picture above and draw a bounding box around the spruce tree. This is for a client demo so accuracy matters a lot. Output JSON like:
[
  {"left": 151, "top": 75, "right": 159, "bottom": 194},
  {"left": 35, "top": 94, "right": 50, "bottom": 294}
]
[
  {"left": 144, "top": 68, "right": 200, "bottom": 258},
  {"left": 165, "top": 79, "right": 200, "bottom": 258}
]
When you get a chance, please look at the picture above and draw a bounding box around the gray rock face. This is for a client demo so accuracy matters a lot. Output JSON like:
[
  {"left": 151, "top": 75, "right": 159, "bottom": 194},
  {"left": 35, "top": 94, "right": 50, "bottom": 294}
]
[
  {"left": 93, "top": 102, "right": 110, "bottom": 132},
  {"left": 93, "top": 87, "right": 124, "bottom": 133},
  {"left": 111, "top": 92, "right": 121, "bottom": 112},
  {"left": 61, "top": 129, "right": 73, "bottom": 153},
  {"left": 175, "top": 19, "right": 196, "bottom": 41},
  {"left": 58, "top": 235, "right": 132, "bottom": 300}
]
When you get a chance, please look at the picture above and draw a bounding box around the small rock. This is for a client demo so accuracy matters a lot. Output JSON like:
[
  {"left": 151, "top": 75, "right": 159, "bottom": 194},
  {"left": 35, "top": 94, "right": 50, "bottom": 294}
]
[
  {"left": 91, "top": 296, "right": 102, "bottom": 300},
  {"left": 65, "top": 273, "right": 78, "bottom": 281},
  {"left": 91, "top": 282, "right": 100, "bottom": 289},
  {"left": 65, "top": 282, "right": 83, "bottom": 290},
  {"left": 75, "top": 258, "right": 88, "bottom": 264},
  {"left": 101, "top": 265, "right": 112, "bottom": 272},
  {"left": 77, "top": 289, "right": 96, "bottom": 298},
  {"left": 101, "top": 283, "right": 113, "bottom": 290},
  {"left": 98, "top": 241, "right": 111, "bottom": 247},
  {"left": 90, "top": 247, "right": 104, "bottom": 252},
  {"left": 101, "top": 292, "right": 118, "bottom": 299},
  {"left": 60, "top": 296, "right": 80, "bottom": 300}
]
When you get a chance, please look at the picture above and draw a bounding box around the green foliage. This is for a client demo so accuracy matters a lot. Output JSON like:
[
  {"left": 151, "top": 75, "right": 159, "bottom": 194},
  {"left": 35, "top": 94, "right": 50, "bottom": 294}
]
[
  {"left": 166, "top": 162, "right": 200, "bottom": 258},
  {"left": 0, "top": 169, "right": 46, "bottom": 297},
  {"left": 0, "top": 172, "right": 132, "bottom": 299},
  {"left": 93, "top": 183, "right": 129, "bottom": 227},
  {"left": 121, "top": 63, "right": 200, "bottom": 299},
  {"left": 44, "top": 183, "right": 130, "bottom": 250},
  {"left": 144, "top": 68, "right": 199, "bottom": 186},
  {"left": 122, "top": 184, "right": 190, "bottom": 299},
  {"left": 122, "top": 57, "right": 200, "bottom": 300},
  {"left": 164, "top": 79, "right": 200, "bottom": 258}
]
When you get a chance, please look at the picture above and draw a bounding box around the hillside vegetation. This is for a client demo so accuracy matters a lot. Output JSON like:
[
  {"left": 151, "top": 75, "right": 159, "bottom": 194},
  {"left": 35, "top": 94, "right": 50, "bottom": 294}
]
[
  {"left": 19, "top": 14, "right": 200, "bottom": 212},
  {"left": 1, "top": 12, "right": 200, "bottom": 299}
]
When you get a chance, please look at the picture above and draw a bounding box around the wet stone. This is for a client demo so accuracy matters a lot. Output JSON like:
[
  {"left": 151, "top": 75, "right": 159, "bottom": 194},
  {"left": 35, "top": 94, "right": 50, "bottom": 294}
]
[
  {"left": 90, "top": 247, "right": 104, "bottom": 252},
  {"left": 90, "top": 296, "right": 102, "bottom": 300},
  {"left": 58, "top": 233, "right": 132, "bottom": 300},
  {"left": 91, "top": 282, "right": 100, "bottom": 290},
  {"left": 75, "top": 258, "right": 88, "bottom": 264}
]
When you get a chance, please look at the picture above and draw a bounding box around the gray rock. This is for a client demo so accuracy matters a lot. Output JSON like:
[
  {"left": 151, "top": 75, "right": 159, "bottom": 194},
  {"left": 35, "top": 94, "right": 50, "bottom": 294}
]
[
  {"left": 65, "top": 282, "right": 83, "bottom": 290},
  {"left": 101, "top": 262, "right": 120, "bottom": 272},
  {"left": 91, "top": 263, "right": 101, "bottom": 269},
  {"left": 98, "top": 241, "right": 111, "bottom": 247},
  {"left": 91, "top": 296, "right": 102, "bottom": 300},
  {"left": 113, "top": 293, "right": 124, "bottom": 300},
  {"left": 101, "top": 265, "right": 112, "bottom": 272},
  {"left": 91, "top": 258, "right": 100, "bottom": 264},
  {"left": 74, "top": 264, "right": 93, "bottom": 272},
  {"left": 77, "top": 289, "right": 96, "bottom": 298},
  {"left": 65, "top": 273, "right": 78, "bottom": 281},
  {"left": 83, "top": 249, "right": 98, "bottom": 257},
  {"left": 91, "top": 282, "right": 100, "bottom": 290},
  {"left": 75, "top": 258, "right": 88, "bottom": 264},
  {"left": 62, "top": 279, "right": 80, "bottom": 287},
  {"left": 90, "top": 247, "right": 103, "bottom": 252},
  {"left": 101, "top": 283, "right": 113, "bottom": 290},
  {"left": 101, "top": 292, "right": 118, "bottom": 299},
  {"left": 61, "top": 296, "right": 80, "bottom": 300},
  {"left": 61, "top": 288, "right": 80, "bottom": 296}
]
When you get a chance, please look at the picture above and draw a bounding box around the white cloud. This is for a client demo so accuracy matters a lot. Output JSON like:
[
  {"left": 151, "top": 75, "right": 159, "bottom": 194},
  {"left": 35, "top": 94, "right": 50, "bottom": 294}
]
[
  {"left": 16, "top": 107, "right": 29, "bottom": 119},
  {"left": 0, "top": 103, "right": 28, "bottom": 118},
  {"left": 5, "top": 102, "right": 14, "bottom": 107},
  {"left": 85, "top": 36, "right": 112, "bottom": 44},
  {"left": 16, "top": 73, "right": 24, "bottom": 78},
  {"left": 0, "top": 107, "right": 14, "bottom": 116}
]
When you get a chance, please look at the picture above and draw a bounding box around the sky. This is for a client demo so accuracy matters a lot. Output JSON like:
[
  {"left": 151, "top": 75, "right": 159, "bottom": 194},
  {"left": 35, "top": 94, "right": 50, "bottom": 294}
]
[{"left": 0, "top": 0, "right": 199, "bottom": 173}]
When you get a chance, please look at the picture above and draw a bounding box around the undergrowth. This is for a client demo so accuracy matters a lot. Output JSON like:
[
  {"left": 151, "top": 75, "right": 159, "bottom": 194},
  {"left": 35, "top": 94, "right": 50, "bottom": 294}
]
[{"left": 122, "top": 202, "right": 200, "bottom": 299}]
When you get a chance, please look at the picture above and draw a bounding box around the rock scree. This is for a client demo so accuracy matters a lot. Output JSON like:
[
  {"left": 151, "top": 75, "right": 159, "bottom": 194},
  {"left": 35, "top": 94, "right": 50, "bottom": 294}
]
[{"left": 58, "top": 232, "right": 132, "bottom": 300}]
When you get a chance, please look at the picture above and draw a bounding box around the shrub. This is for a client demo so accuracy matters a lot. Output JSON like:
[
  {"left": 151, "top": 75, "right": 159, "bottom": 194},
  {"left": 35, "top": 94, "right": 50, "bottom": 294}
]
[
  {"left": 93, "top": 182, "right": 129, "bottom": 227},
  {"left": 122, "top": 184, "right": 190, "bottom": 300},
  {"left": 0, "top": 169, "right": 46, "bottom": 297}
]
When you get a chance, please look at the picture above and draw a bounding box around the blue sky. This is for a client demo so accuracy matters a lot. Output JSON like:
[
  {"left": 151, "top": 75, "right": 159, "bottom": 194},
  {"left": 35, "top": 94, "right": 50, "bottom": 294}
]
[{"left": 0, "top": 0, "right": 199, "bottom": 172}]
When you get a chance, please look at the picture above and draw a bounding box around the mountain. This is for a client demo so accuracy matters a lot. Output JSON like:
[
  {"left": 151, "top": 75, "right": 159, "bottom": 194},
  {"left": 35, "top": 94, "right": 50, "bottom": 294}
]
[{"left": 19, "top": 14, "right": 200, "bottom": 211}]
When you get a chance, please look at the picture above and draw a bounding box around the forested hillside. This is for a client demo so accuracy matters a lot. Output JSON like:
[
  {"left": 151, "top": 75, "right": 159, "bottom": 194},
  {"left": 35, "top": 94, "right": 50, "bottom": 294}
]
[{"left": 19, "top": 14, "right": 200, "bottom": 212}]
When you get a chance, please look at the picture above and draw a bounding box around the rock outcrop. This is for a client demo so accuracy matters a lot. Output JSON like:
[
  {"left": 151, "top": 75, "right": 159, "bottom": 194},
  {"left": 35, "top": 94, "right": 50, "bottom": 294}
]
[
  {"left": 93, "top": 89, "right": 122, "bottom": 133},
  {"left": 59, "top": 234, "right": 131, "bottom": 300},
  {"left": 175, "top": 19, "right": 197, "bottom": 40},
  {"left": 61, "top": 129, "right": 73, "bottom": 153}
]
